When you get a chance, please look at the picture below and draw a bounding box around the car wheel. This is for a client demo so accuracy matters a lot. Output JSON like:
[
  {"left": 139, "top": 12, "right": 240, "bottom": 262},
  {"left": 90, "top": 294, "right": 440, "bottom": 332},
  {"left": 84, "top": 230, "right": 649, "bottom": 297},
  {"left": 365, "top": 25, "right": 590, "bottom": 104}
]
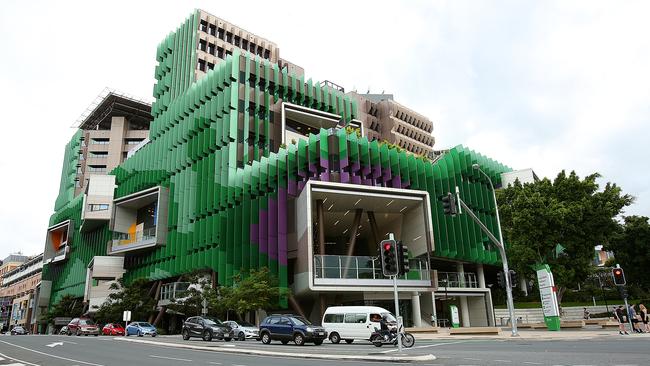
[
  {"left": 261, "top": 332, "right": 271, "bottom": 344},
  {"left": 294, "top": 333, "right": 305, "bottom": 346},
  {"left": 76, "top": 329, "right": 81, "bottom": 336},
  {"left": 203, "top": 330, "right": 213, "bottom": 342},
  {"left": 152, "top": 334, "right": 156, "bottom": 337},
  {"left": 314, "top": 340, "right": 323, "bottom": 345},
  {"left": 67, "top": 332, "right": 71, "bottom": 336},
  {"left": 345, "top": 339, "right": 354, "bottom": 344},
  {"left": 329, "top": 332, "right": 341, "bottom": 344},
  {"left": 138, "top": 331, "right": 143, "bottom": 337},
  {"left": 182, "top": 329, "right": 190, "bottom": 340},
  {"left": 238, "top": 332, "right": 245, "bottom": 341}
]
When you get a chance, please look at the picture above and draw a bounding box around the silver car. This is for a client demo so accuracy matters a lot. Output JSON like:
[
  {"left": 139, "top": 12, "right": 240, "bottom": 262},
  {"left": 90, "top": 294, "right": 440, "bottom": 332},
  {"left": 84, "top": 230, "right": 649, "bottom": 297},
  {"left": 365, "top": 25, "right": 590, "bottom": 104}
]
[{"left": 224, "top": 321, "right": 260, "bottom": 341}]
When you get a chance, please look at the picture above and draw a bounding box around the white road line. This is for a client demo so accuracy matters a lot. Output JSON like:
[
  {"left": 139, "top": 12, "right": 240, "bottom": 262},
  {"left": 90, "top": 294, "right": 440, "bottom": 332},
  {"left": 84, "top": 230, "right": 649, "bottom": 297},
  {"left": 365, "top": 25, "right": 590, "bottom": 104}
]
[
  {"left": 232, "top": 364, "right": 247, "bottom": 366},
  {"left": 523, "top": 362, "right": 542, "bottom": 365},
  {"left": 207, "top": 362, "right": 222, "bottom": 365},
  {"left": 381, "top": 340, "right": 470, "bottom": 353},
  {"left": 0, "top": 351, "right": 40, "bottom": 366},
  {"left": 7, "top": 363, "right": 26, "bottom": 366},
  {"left": 149, "top": 355, "right": 192, "bottom": 362},
  {"left": 493, "top": 360, "right": 511, "bottom": 363},
  {"left": 463, "top": 358, "right": 481, "bottom": 361},
  {"left": 0, "top": 341, "right": 101, "bottom": 366}
]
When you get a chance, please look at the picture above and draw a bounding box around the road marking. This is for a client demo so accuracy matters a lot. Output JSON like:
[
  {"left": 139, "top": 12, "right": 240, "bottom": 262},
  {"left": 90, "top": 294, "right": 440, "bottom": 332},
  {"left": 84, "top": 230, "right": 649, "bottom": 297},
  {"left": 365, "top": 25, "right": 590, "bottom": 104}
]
[
  {"left": 149, "top": 355, "right": 192, "bottom": 362},
  {"left": 232, "top": 364, "right": 247, "bottom": 366},
  {"left": 207, "top": 362, "right": 222, "bottom": 365},
  {"left": 493, "top": 360, "right": 511, "bottom": 363},
  {"left": 0, "top": 351, "right": 40, "bottom": 366},
  {"left": 380, "top": 340, "right": 470, "bottom": 353},
  {"left": 46, "top": 342, "right": 64, "bottom": 348},
  {"left": 464, "top": 358, "right": 481, "bottom": 361},
  {"left": 0, "top": 340, "right": 102, "bottom": 366},
  {"left": 523, "top": 362, "right": 542, "bottom": 365}
]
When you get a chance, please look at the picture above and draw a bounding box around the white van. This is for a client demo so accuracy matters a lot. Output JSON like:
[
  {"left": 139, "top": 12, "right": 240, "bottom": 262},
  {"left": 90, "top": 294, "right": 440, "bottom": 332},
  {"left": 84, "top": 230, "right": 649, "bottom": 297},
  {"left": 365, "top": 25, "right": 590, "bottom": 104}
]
[{"left": 322, "top": 306, "right": 396, "bottom": 344}]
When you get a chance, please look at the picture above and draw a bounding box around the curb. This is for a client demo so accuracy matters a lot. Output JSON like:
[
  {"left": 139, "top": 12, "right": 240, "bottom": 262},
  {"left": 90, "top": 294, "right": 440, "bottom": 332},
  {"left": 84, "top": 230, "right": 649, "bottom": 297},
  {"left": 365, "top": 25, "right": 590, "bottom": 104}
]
[{"left": 114, "top": 337, "right": 436, "bottom": 363}]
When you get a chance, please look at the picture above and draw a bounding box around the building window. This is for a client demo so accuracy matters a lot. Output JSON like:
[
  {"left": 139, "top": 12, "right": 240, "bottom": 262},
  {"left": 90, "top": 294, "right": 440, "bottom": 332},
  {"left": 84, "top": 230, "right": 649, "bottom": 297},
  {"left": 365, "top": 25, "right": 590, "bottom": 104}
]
[
  {"left": 217, "top": 28, "right": 224, "bottom": 40},
  {"left": 91, "top": 138, "right": 109, "bottom": 145},
  {"left": 217, "top": 47, "right": 224, "bottom": 58},
  {"left": 200, "top": 20, "right": 208, "bottom": 32},
  {"left": 249, "top": 43, "right": 256, "bottom": 53},
  {"left": 209, "top": 24, "right": 216, "bottom": 36},
  {"left": 125, "top": 139, "right": 144, "bottom": 145},
  {"left": 89, "top": 204, "right": 110, "bottom": 212},
  {"left": 226, "top": 32, "right": 232, "bottom": 43},
  {"left": 207, "top": 62, "right": 214, "bottom": 70},
  {"left": 242, "top": 39, "right": 248, "bottom": 50},
  {"left": 264, "top": 49, "right": 270, "bottom": 59},
  {"left": 89, "top": 152, "right": 108, "bottom": 158},
  {"left": 208, "top": 43, "right": 215, "bottom": 55},
  {"left": 88, "top": 165, "right": 107, "bottom": 172},
  {"left": 234, "top": 35, "right": 240, "bottom": 47},
  {"left": 226, "top": 50, "right": 232, "bottom": 57},
  {"left": 199, "top": 40, "right": 207, "bottom": 51}
]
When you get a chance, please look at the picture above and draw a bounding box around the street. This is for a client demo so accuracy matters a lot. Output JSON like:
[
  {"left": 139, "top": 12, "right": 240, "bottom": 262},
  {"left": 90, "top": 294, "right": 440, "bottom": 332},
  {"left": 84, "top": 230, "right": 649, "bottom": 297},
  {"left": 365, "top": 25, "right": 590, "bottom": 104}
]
[{"left": 0, "top": 334, "right": 649, "bottom": 366}]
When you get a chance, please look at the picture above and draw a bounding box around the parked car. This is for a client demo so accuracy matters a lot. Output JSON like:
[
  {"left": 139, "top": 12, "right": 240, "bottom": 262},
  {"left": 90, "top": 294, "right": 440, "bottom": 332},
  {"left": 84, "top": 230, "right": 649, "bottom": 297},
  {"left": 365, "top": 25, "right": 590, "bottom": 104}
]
[
  {"left": 102, "top": 323, "right": 125, "bottom": 336},
  {"left": 182, "top": 316, "right": 232, "bottom": 342},
  {"left": 259, "top": 314, "right": 327, "bottom": 346},
  {"left": 58, "top": 326, "right": 69, "bottom": 335},
  {"left": 322, "top": 306, "right": 396, "bottom": 344},
  {"left": 67, "top": 318, "right": 100, "bottom": 336},
  {"left": 10, "top": 326, "right": 28, "bottom": 335},
  {"left": 125, "top": 322, "right": 157, "bottom": 337},
  {"left": 224, "top": 320, "right": 260, "bottom": 341}
]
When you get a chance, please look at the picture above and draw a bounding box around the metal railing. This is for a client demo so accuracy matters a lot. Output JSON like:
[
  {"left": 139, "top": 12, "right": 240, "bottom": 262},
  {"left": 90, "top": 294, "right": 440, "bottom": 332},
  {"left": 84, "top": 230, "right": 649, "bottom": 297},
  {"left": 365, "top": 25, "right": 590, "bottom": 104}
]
[
  {"left": 313, "top": 255, "right": 430, "bottom": 281},
  {"left": 160, "top": 282, "right": 191, "bottom": 301},
  {"left": 437, "top": 271, "right": 478, "bottom": 288},
  {"left": 111, "top": 227, "right": 156, "bottom": 246}
]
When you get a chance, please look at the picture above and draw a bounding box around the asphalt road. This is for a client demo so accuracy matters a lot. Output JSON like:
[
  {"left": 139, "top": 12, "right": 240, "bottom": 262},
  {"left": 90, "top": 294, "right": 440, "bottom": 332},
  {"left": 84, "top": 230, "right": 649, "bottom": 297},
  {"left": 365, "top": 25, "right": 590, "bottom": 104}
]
[{"left": 0, "top": 334, "right": 649, "bottom": 366}]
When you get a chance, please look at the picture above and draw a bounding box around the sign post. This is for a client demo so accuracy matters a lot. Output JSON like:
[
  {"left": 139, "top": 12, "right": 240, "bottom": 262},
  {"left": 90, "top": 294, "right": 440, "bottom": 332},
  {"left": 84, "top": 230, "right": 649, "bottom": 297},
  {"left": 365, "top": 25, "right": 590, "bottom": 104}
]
[
  {"left": 535, "top": 264, "right": 561, "bottom": 331},
  {"left": 122, "top": 310, "right": 132, "bottom": 332},
  {"left": 388, "top": 233, "right": 403, "bottom": 353}
]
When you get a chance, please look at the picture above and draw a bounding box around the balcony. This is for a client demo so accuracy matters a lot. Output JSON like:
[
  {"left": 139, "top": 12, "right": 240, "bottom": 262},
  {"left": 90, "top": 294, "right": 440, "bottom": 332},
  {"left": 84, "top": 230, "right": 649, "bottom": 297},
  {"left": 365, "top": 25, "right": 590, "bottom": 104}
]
[
  {"left": 313, "top": 255, "right": 431, "bottom": 287},
  {"left": 108, "top": 186, "right": 168, "bottom": 255},
  {"left": 44, "top": 220, "right": 73, "bottom": 264},
  {"left": 437, "top": 271, "right": 479, "bottom": 288}
]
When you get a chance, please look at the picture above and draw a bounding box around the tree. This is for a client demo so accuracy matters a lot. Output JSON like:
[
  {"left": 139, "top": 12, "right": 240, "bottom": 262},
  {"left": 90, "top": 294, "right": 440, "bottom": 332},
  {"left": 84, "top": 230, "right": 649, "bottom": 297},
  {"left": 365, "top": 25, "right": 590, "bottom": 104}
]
[
  {"left": 217, "top": 267, "right": 287, "bottom": 320},
  {"left": 165, "top": 272, "right": 218, "bottom": 317},
  {"left": 93, "top": 278, "right": 157, "bottom": 324},
  {"left": 606, "top": 215, "right": 650, "bottom": 290},
  {"left": 497, "top": 170, "right": 633, "bottom": 304},
  {"left": 43, "top": 295, "right": 84, "bottom": 325}
]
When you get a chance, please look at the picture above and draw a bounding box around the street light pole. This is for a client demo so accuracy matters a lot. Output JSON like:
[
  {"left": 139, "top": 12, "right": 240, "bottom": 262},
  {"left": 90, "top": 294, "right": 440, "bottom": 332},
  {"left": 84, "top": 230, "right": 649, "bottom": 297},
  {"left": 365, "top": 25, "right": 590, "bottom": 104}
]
[{"left": 473, "top": 164, "right": 518, "bottom": 337}]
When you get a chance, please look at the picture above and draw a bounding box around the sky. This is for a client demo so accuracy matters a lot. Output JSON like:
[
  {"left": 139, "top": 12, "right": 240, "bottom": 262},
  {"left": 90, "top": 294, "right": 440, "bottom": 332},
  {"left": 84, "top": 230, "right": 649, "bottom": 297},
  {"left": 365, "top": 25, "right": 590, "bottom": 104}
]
[{"left": 1, "top": 0, "right": 649, "bottom": 259}]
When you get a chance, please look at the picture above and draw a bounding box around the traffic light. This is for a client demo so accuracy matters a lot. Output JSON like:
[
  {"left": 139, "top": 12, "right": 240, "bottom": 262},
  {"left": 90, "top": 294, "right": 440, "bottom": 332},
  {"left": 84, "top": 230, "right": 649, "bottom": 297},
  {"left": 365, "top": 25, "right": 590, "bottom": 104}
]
[
  {"left": 397, "top": 241, "right": 410, "bottom": 276},
  {"left": 497, "top": 271, "right": 505, "bottom": 288},
  {"left": 612, "top": 267, "right": 626, "bottom": 286},
  {"left": 380, "top": 239, "right": 399, "bottom": 276},
  {"left": 509, "top": 270, "right": 518, "bottom": 288},
  {"left": 441, "top": 193, "right": 458, "bottom": 216}
]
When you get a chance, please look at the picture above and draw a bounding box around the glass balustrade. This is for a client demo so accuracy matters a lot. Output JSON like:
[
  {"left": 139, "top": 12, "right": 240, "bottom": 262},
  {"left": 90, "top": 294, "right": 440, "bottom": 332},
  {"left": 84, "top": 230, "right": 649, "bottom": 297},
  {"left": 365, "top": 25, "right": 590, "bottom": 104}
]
[{"left": 313, "top": 255, "right": 430, "bottom": 281}]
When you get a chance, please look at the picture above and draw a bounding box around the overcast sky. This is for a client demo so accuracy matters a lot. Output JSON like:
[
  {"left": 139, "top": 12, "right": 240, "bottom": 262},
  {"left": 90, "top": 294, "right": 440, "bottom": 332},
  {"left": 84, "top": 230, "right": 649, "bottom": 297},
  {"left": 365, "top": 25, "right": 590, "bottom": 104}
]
[{"left": 1, "top": 0, "right": 648, "bottom": 259}]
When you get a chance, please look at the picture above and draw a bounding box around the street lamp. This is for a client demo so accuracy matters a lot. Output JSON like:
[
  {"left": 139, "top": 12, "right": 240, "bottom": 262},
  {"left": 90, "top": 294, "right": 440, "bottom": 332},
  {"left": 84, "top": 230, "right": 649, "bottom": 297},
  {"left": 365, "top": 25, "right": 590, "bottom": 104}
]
[{"left": 472, "top": 163, "right": 518, "bottom": 337}]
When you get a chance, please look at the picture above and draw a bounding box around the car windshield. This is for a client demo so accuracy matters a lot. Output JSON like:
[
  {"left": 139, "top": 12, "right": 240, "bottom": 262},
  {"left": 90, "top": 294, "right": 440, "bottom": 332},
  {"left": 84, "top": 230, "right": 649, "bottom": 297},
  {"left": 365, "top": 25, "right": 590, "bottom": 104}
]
[
  {"left": 291, "top": 316, "right": 311, "bottom": 326},
  {"left": 140, "top": 322, "right": 153, "bottom": 328},
  {"left": 204, "top": 318, "right": 222, "bottom": 326},
  {"left": 239, "top": 321, "right": 255, "bottom": 327},
  {"left": 79, "top": 319, "right": 95, "bottom": 325},
  {"left": 381, "top": 313, "right": 397, "bottom": 322}
]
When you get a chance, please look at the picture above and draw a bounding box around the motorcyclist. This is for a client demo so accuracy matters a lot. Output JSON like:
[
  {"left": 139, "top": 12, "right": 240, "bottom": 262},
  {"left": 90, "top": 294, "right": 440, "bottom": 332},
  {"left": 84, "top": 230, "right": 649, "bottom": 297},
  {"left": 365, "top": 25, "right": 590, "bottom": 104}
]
[{"left": 379, "top": 315, "right": 391, "bottom": 340}]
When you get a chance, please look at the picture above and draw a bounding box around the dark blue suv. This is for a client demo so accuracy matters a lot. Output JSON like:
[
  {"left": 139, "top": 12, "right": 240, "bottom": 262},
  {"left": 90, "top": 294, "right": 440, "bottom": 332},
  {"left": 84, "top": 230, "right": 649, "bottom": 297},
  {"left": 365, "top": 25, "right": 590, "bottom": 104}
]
[{"left": 259, "top": 314, "right": 327, "bottom": 346}]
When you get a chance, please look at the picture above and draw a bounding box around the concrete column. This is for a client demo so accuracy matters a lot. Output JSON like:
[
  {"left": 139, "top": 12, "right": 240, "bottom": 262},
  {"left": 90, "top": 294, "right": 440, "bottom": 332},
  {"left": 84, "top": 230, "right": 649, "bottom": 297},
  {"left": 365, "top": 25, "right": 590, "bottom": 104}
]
[
  {"left": 459, "top": 296, "right": 471, "bottom": 327},
  {"left": 456, "top": 262, "right": 465, "bottom": 287},
  {"left": 485, "top": 290, "right": 496, "bottom": 326},
  {"left": 520, "top": 278, "right": 528, "bottom": 296},
  {"left": 411, "top": 292, "right": 422, "bottom": 327},
  {"left": 477, "top": 263, "right": 486, "bottom": 288}
]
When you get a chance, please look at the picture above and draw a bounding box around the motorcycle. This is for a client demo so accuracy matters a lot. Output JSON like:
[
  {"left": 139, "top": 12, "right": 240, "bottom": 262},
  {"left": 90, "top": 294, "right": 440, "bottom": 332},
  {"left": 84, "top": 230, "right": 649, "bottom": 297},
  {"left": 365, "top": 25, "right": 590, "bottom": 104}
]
[{"left": 369, "top": 325, "right": 415, "bottom": 348}]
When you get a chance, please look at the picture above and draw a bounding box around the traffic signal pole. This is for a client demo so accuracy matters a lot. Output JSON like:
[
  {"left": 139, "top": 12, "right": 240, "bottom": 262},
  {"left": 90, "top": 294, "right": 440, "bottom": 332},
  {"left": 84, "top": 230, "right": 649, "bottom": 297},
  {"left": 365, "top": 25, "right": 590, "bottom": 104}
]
[
  {"left": 388, "top": 233, "right": 403, "bottom": 353},
  {"left": 455, "top": 191, "right": 518, "bottom": 337}
]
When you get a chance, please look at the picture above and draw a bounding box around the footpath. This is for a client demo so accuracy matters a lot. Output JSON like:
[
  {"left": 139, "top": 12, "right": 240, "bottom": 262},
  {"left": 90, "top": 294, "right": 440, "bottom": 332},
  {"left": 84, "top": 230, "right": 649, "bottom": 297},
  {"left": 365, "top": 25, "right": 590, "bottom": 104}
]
[{"left": 410, "top": 326, "right": 650, "bottom": 340}]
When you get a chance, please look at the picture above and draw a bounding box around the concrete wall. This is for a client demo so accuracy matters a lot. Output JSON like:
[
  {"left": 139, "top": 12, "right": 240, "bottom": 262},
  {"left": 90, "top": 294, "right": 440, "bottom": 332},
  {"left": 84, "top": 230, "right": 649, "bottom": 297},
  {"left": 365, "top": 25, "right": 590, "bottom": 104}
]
[{"left": 468, "top": 296, "right": 489, "bottom": 326}]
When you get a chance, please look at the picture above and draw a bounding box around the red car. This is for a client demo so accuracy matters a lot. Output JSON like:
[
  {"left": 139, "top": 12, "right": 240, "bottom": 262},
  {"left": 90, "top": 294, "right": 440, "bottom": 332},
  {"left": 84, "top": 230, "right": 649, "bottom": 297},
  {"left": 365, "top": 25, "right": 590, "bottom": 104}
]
[
  {"left": 68, "top": 318, "right": 99, "bottom": 336},
  {"left": 102, "top": 323, "right": 125, "bottom": 336}
]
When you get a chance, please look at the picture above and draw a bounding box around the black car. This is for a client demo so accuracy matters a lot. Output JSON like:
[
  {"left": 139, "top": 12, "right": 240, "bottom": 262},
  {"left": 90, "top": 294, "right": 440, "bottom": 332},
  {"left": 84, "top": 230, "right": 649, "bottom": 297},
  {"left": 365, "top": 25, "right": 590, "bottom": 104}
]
[
  {"left": 10, "top": 326, "right": 28, "bottom": 335},
  {"left": 182, "top": 316, "right": 232, "bottom": 342},
  {"left": 259, "top": 314, "right": 327, "bottom": 346}
]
